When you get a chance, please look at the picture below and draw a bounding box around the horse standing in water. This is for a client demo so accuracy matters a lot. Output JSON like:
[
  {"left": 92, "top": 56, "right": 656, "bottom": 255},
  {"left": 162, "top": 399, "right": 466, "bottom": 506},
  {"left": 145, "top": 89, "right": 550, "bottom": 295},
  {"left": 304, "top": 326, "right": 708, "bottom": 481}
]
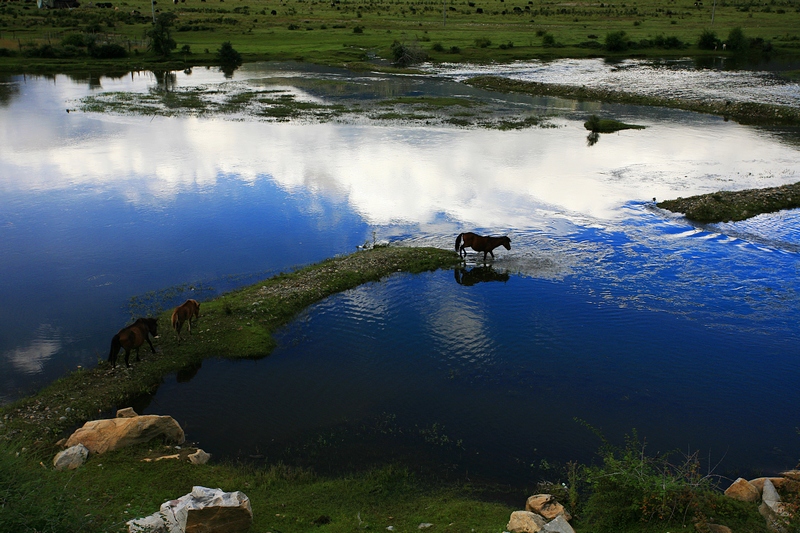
[
  {"left": 108, "top": 317, "right": 158, "bottom": 368},
  {"left": 455, "top": 232, "right": 511, "bottom": 261},
  {"left": 172, "top": 299, "right": 200, "bottom": 342}
]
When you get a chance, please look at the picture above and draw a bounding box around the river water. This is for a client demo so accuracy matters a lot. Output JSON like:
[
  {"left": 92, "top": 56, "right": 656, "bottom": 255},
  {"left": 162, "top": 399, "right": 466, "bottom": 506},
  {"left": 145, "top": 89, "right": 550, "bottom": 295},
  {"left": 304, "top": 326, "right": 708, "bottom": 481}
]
[{"left": 1, "top": 60, "right": 799, "bottom": 486}]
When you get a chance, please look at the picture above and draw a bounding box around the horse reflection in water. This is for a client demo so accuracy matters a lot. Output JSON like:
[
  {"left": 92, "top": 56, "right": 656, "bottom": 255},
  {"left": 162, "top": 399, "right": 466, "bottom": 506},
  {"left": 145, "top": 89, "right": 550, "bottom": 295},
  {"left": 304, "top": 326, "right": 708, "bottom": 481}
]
[
  {"left": 455, "top": 232, "right": 511, "bottom": 262},
  {"left": 454, "top": 266, "right": 510, "bottom": 286}
]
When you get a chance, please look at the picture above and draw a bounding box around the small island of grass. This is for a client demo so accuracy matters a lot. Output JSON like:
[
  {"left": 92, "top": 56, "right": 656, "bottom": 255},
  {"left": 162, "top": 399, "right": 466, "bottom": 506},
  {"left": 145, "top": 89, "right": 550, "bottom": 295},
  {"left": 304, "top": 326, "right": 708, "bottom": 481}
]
[
  {"left": 584, "top": 114, "right": 646, "bottom": 133},
  {"left": 657, "top": 181, "right": 800, "bottom": 223}
]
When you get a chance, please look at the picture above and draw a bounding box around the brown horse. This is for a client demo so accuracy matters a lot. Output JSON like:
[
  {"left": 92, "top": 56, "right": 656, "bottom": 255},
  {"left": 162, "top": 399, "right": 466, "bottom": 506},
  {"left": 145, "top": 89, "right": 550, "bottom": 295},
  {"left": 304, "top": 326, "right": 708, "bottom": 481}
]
[
  {"left": 108, "top": 317, "right": 158, "bottom": 368},
  {"left": 172, "top": 299, "right": 200, "bottom": 342},
  {"left": 455, "top": 232, "right": 511, "bottom": 261}
]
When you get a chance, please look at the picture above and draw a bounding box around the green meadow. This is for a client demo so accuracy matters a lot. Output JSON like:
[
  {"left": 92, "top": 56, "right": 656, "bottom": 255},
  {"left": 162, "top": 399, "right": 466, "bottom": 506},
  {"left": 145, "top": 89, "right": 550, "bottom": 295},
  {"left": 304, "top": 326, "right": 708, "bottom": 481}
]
[{"left": 0, "top": 0, "right": 799, "bottom": 72}]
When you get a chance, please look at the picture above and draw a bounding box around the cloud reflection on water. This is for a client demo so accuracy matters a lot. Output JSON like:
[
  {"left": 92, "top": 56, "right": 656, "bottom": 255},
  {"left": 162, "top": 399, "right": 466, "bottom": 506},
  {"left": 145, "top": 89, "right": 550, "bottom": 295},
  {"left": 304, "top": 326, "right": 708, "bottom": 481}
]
[{"left": 3, "top": 109, "right": 800, "bottom": 229}]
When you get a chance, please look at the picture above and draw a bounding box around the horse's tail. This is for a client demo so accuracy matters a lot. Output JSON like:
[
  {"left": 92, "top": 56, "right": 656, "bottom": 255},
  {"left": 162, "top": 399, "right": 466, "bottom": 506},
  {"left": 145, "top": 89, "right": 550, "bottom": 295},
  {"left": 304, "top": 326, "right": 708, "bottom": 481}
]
[
  {"left": 171, "top": 308, "right": 179, "bottom": 331},
  {"left": 108, "top": 334, "right": 121, "bottom": 364},
  {"left": 455, "top": 233, "right": 463, "bottom": 252}
]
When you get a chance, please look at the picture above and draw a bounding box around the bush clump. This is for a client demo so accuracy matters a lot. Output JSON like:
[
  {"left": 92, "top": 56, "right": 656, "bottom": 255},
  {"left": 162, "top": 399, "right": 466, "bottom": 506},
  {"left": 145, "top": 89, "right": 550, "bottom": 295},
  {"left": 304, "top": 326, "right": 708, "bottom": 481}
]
[
  {"left": 605, "top": 30, "right": 629, "bottom": 51},
  {"left": 698, "top": 28, "right": 719, "bottom": 50},
  {"left": 390, "top": 40, "right": 427, "bottom": 67}
]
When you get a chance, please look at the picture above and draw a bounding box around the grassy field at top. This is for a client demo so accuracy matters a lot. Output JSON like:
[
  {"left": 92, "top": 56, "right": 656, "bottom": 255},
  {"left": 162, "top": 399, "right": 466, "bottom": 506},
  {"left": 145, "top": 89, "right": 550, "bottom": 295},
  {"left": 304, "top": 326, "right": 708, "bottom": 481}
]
[{"left": 0, "top": 0, "right": 799, "bottom": 72}]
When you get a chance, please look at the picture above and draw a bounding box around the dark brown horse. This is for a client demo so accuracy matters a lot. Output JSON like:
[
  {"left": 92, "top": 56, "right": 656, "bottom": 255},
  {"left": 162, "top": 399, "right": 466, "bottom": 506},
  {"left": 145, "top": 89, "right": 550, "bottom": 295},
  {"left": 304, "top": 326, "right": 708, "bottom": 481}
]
[
  {"left": 171, "top": 299, "right": 200, "bottom": 342},
  {"left": 455, "top": 232, "right": 511, "bottom": 261},
  {"left": 108, "top": 317, "right": 158, "bottom": 368}
]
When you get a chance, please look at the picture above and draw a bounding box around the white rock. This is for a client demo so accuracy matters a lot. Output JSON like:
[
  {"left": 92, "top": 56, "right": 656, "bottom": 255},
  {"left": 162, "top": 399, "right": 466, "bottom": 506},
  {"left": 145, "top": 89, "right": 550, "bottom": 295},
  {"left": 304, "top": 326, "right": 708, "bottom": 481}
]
[
  {"left": 53, "top": 444, "right": 89, "bottom": 471},
  {"left": 188, "top": 448, "right": 211, "bottom": 465},
  {"left": 127, "top": 486, "right": 252, "bottom": 533},
  {"left": 543, "top": 515, "right": 576, "bottom": 533},
  {"left": 762, "top": 478, "right": 781, "bottom": 504}
]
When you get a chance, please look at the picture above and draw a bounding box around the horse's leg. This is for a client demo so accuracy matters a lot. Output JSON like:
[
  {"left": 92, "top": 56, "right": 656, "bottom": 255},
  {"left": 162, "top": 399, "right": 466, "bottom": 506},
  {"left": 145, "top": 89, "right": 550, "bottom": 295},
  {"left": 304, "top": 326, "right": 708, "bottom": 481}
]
[
  {"left": 124, "top": 348, "right": 131, "bottom": 367},
  {"left": 135, "top": 345, "right": 141, "bottom": 362},
  {"left": 146, "top": 335, "right": 156, "bottom": 354}
]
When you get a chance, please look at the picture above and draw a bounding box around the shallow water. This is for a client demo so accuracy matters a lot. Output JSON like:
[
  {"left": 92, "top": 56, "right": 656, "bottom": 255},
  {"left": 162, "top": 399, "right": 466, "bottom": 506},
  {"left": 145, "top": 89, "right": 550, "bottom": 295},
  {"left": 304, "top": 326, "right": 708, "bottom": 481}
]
[
  {"left": 1, "top": 61, "right": 799, "bottom": 484},
  {"left": 424, "top": 57, "right": 800, "bottom": 107}
]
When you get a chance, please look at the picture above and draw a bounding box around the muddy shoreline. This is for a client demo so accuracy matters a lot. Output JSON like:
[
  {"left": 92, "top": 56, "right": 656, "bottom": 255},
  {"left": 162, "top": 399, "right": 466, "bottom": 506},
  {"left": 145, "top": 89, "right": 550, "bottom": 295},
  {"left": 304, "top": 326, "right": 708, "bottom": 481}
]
[{"left": 466, "top": 75, "right": 800, "bottom": 127}]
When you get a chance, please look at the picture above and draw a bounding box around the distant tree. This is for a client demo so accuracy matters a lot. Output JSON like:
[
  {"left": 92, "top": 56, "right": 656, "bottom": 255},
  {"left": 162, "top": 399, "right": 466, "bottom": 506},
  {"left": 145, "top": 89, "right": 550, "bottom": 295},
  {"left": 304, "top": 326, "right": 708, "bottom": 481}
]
[
  {"left": 216, "top": 41, "right": 242, "bottom": 66},
  {"left": 697, "top": 29, "right": 719, "bottom": 50},
  {"left": 216, "top": 41, "right": 242, "bottom": 77},
  {"left": 146, "top": 12, "right": 178, "bottom": 57}
]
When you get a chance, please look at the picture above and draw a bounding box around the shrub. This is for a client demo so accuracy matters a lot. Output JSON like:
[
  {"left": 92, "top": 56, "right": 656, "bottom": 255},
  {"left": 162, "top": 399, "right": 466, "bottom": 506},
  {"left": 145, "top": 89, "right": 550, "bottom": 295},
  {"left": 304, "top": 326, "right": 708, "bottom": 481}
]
[
  {"left": 582, "top": 430, "right": 719, "bottom": 532},
  {"left": 605, "top": 30, "right": 628, "bottom": 51},
  {"left": 542, "top": 32, "right": 556, "bottom": 47},
  {"left": 726, "top": 26, "right": 749, "bottom": 54},
  {"left": 474, "top": 37, "right": 491, "bottom": 48},
  {"left": 61, "top": 33, "right": 87, "bottom": 47},
  {"left": 698, "top": 29, "right": 718, "bottom": 49},
  {"left": 89, "top": 43, "right": 127, "bottom": 58}
]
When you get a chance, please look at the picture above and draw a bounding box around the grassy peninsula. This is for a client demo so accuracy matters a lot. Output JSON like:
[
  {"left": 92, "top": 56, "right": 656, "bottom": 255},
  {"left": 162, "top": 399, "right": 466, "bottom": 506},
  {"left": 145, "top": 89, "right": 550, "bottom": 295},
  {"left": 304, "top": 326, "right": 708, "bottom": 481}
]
[{"left": 1, "top": 246, "right": 461, "bottom": 446}]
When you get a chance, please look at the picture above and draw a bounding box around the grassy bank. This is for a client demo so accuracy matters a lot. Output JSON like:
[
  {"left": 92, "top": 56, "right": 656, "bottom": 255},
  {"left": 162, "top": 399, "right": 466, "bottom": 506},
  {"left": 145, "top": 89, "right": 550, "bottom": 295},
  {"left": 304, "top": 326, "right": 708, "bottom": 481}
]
[
  {"left": 657, "top": 180, "right": 800, "bottom": 222},
  {"left": 1, "top": 0, "right": 799, "bottom": 74}
]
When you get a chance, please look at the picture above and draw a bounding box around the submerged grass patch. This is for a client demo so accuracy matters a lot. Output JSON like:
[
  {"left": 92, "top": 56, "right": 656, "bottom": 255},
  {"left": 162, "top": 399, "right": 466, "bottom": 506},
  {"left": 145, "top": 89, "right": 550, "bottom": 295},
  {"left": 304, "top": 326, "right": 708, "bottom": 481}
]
[{"left": 78, "top": 81, "right": 554, "bottom": 128}]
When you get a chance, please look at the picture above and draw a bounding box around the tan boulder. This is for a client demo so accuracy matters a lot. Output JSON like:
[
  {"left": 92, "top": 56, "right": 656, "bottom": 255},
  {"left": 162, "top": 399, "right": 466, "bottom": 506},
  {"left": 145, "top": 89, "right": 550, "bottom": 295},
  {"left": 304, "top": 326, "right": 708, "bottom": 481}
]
[
  {"left": 724, "top": 477, "right": 760, "bottom": 502},
  {"left": 751, "top": 477, "right": 786, "bottom": 493},
  {"left": 707, "top": 524, "right": 733, "bottom": 533},
  {"left": 780, "top": 470, "right": 800, "bottom": 481},
  {"left": 507, "top": 510, "right": 546, "bottom": 533},
  {"left": 116, "top": 407, "right": 139, "bottom": 418},
  {"left": 525, "top": 494, "right": 571, "bottom": 521},
  {"left": 189, "top": 448, "right": 212, "bottom": 465},
  {"left": 65, "top": 414, "right": 185, "bottom": 454}
]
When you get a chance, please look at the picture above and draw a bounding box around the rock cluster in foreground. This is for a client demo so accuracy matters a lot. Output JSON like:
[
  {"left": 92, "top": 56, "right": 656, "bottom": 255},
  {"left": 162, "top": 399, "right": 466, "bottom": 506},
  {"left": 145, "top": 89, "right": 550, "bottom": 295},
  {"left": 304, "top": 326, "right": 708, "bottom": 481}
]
[
  {"left": 506, "top": 493, "right": 575, "bottom": 533},
  {"left": 724, "top": 472, "right": 799, "bottom": 532}
]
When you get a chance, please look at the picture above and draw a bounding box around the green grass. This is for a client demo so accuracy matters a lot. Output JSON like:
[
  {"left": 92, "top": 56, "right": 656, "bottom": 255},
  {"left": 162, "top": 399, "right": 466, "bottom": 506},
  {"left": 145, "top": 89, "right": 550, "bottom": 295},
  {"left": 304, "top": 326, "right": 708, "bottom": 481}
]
[
  {"left": 0, "top": 438, "right": 515, "bottom": 532},
  {"left": 1, "top": 0, "right": 799, "bottom": 73}
]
